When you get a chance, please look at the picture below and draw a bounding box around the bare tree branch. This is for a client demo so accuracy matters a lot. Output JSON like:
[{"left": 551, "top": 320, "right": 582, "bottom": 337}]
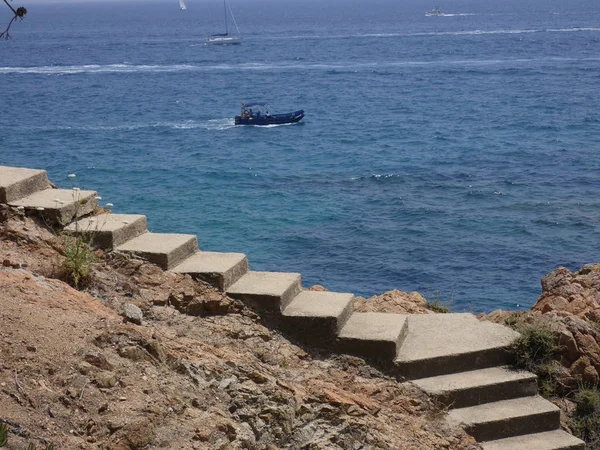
[{"left": 1, "top": 0, "right": 27, "bottom": 40}]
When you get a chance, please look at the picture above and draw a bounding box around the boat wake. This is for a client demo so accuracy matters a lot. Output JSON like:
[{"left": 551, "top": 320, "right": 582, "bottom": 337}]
[
  {"left": 248, "top": 122, "right": 296, "bottom": 128},
  {"left": 437, "top": 13, "right": 477, "bottom": 17},
  {"left": 19, "top": 118, "right": 237, "bottom": 132}
]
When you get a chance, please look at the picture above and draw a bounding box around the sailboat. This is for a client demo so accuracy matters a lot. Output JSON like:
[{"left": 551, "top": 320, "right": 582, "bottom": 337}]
[
  {"left": 179, "top": 0, "right": 187, "bottom": 10},
  {"left": 206, "top": 0, "right": 241, "bottom": 45}
]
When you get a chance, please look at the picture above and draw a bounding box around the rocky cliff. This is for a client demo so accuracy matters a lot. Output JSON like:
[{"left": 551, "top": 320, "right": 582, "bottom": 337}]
[
  {"left": 0, "top": 206, "right": 475, "bottom": 449},
  {"left": 484, "top": 264, "right": 600, "bottom": 448}
]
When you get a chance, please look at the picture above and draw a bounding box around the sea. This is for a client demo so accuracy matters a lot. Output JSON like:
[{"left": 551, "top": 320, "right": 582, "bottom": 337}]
[{"left": 1, "top": 0, "right": 599, "bottom": 312}]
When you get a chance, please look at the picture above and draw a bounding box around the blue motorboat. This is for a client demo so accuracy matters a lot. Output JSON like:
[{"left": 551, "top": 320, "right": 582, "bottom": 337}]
[{"left": 235, "top": 102, "right": 304, "bottom": 125}]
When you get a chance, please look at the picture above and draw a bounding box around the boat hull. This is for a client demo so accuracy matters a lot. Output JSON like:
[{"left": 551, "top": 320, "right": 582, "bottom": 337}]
[
  {"left": 206, "top": 36, "right": 241, "bottom": 45},
  {"left": 235, "top": 110, "right": 304, "bottom": 125}
]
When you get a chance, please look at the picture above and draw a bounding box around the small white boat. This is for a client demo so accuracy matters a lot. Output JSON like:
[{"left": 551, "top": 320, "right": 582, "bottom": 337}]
[
  {"left": 206, "top": 0, "right": 241, "bottom": 45},
  {"left": 426, "top": 7, "right": 442, "bottom": 16},
  {"left": 206, "top": 35, "right": 241, "bottom": 45},
  {"left": 179, "top": 0, "right": 187, "bottom": 10}
]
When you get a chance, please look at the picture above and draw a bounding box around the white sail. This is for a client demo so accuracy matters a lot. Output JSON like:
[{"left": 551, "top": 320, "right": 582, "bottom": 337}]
[{"left": 179, "top": 0, "right": 187, "bottom": 10}]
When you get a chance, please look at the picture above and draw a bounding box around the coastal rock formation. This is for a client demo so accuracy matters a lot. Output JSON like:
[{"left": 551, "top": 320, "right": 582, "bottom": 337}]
[
  {"left": 485, "top": 265, "right": 600, "bottom": 392},
  {"left": 353, "top": 289, "right": 432, "bottom": 315},
  {"left": 535, "top": 264, "right": 600, "bottom": 321},
  {"left": 0, "top": 206, "right": 476, "bottom": 449}
]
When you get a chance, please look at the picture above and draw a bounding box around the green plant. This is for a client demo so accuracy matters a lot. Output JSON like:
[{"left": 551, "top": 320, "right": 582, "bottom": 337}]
[
  {"left": 505, "top": 313, "right": 518, "bottom": 328},
  {"left": 425, "top": 300, "right": 450, "bottom": 313},
  {"left": 61, "top": 234, "right": 95, "bottom": 288},
  {"left": 572, "top": 386, "right": 600, "bottom": 447},
  {"left": 510, "top": 321, "right": 562, "bottom": 397},
  {"left": 576, "top": 386, "right": 600, "bottom": 416},
  {"left": 0, "top": 422, "right": 8, "bottom": 447},
  {"left": 536, "top": 361, "right": 561, "bottom": 398},
  {"left": 511, "top": 321, "right": 561, "bottom": 372},
  {"left": 425, "top": 291, "right": 452, "bottom": 313}
]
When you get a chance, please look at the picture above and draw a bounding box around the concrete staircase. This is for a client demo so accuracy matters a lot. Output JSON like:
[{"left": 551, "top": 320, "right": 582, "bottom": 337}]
[{"left": 0, "top": 165, "right": 586, "bottom": 450}]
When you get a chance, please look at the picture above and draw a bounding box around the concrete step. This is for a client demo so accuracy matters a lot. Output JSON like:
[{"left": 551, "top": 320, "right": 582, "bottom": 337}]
[
  {"left": 481, "top": 430, "right": 586, "bottom": 450},
  {"left": 338, "top": 312, "right": 408, "bottom": 361},
  {"left": 0, "top": 165, "right": 51, "bottom": 203},
  {"left": 448, "top": 396, "right": 560, "bottom": 442},
  {"left": 116, "top": 232, "right": 198, "bottom": 270},
  {"left": 171, "top": 251, "right": 249, "bottom": 290},
  {"left": 226, "top": 271, "right": 302, "bottom": 311},
  {"left": 282, "top": 291, "right": 354, "bottom": 342},
  {"left": 411, "top": 366, "right": 538, "bottom": 409},
  {"left": 64, "top": 214, "right": 147, "bottom": 249},
  {"left": 395, "top": 314, "right": 519, "bottom": 379},
  {"left": 8, "top": 188, "right": 98, "bottom": 225}
]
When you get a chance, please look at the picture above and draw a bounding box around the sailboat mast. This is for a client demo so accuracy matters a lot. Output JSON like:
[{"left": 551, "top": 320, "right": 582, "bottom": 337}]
[{"left": 224, "top": 0, "right": 228, "bottom": 35}]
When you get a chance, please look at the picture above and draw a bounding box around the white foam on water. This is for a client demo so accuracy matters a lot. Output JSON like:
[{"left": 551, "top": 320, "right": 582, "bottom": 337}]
[
  {"left": 437, "top": 13, "right": 477, "bottom": 17},
  {"left": 3, "top": 51, "right": 600, "bottom": 77},
  {"left": 547, "top": 27, "right": 600, "bottom": 32},
  {"left": 251, "top": 123, "right": 295, "bottom": 128},
  {"left": 21, "top": 118, "right": 237, "bottom": 132},
  {"left": 258, "top": 25, "right": 600, "bottom": 42}
]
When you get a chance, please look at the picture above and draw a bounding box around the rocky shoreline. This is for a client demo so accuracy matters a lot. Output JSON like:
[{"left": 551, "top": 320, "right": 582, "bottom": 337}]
[
  {"left": 0, "top": 206, "right": 476, "bottom": 449},
  {"left": 483, "top": 265, "right": 600, "bottom": 448}
]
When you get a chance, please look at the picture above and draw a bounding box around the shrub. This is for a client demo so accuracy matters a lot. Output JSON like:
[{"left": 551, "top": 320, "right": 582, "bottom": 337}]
[
  {"left": 425, "top": 300, "right": 450, "bottom": 313},
  {"left": 511, "top": 321, "right": 561, "bottom": 372},
  {"left": 425, "top": 291, "right": 451, "bottom": 313},
  {"left": 0, "top": 422, "right": 7, "bottom": 447},
  {"left": 572, "top": 387, "right": 600, "bottom": 447},
  {"left": 504, "top": 313, "right": 518, "bottom": 328},
  {"left": 510, "top": 321, "right": 562, "bottom": 396},
  {"left": 61, "top": 234, "right": 95, "bottom": 288}
]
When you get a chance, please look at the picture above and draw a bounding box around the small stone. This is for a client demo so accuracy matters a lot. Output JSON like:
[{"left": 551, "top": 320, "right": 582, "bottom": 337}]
[
  {"left": 218, "top": 377, "right": 237, "bottom": 390},
  {"left": 67, "top": 387, "right": 79, "bottom": 398},
  {"left": 84, "top": 352, "right": 114, "bottom": 371},
  {"left": 122, "top": 303, "right": 143, "bottom": 325},
  {"left": 77, "top": 361, "right": 94, "bottom": 375},
  {"left": 2, "top": 259, "right": 11, "bottom": 267},
  {"left": 94, "top": 371, "right": 117, "bottom": 388}
]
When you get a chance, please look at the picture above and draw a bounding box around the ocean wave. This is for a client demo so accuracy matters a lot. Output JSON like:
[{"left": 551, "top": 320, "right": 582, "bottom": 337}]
[
  {"left": 3, "top": 55, "right": 598, "bottom": 76},
  {"left": 0, "top": 63, "right": 200, "bottom": 75},
  {"left": 350, "top": 174, "right": 404, "bottom": 182}
]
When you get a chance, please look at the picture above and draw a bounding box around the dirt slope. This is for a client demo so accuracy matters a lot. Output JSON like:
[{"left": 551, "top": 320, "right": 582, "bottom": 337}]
[{"left": 0, "top": 206, "right": 476, "bottom": 449}]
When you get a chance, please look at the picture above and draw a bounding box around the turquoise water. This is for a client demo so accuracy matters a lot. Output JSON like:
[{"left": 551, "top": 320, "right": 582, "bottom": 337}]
[{"left": 1, "top": 0, "right": 600, "bottom": 311}]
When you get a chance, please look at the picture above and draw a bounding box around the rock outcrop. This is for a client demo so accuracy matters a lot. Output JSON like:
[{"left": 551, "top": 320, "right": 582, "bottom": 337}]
[
  {"left": 354, "top": 289, "right": 432, "bottom": 315},
  {"left": 485, "top": 265, "right": 600, "bottom": 391},
  {"left": 0, "top": 205, "right": 475, "bottom": 449}
]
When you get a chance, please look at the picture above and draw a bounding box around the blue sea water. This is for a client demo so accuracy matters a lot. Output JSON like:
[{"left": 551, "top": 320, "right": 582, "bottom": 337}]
[{"left": 1, "top": 0, "right": 600, "bottom": 312}]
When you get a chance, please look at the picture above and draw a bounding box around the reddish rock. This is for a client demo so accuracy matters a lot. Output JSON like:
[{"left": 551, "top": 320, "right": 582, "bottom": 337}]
[
  {"left": 354, "top": 289, "right": 431, "bottom": 314},
  {"left": 308, "top": 284, "right": 328, "bottom": 291}
]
